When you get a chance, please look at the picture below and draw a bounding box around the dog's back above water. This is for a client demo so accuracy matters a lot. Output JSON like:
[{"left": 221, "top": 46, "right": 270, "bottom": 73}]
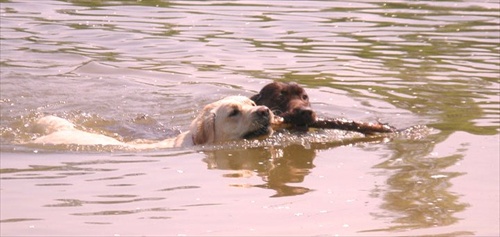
[{"left": 30, "top": 96, "right": 275, "bottom": 149}]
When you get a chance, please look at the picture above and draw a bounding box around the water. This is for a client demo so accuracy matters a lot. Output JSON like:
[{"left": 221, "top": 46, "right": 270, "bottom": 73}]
[{"left": 1, "top": 0, "right": 499, "bottom": 236}]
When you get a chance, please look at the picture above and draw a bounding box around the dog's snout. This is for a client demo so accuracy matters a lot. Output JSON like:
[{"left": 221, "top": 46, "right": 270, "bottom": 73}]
[
  {"left": 294, "top": 107, "right": 314, "bottom": 117},
  {"left": 299, "top": 107, "right": 313, "bottom": 117},
  {"left": 291, "top": 106, "right": 316, "bottom": 124},
  {"left": 256, "top": 106, "right": 270, "bottom": 117}
]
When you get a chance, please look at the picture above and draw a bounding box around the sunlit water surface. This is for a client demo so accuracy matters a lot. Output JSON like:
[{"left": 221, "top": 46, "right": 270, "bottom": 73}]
[{"left": 1, "top": 0, "right": 499, "bottom": 236}]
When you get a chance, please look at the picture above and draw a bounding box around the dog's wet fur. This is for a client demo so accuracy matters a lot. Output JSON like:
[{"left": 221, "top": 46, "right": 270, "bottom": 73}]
[
  {"left": 251, "top": 82, "right": 316, "bottom": 130},
  {"left": 31, "top": 96, "right": 274, "bottom": 148}
]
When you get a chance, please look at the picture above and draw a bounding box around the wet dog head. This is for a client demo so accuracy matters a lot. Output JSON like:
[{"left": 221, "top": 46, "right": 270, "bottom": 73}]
[
  {"left": 190, "top": 96, "right": 274, "bottom": 145},
  {"left": 251, "top": 82, "right": 316, "bottom": 129}
]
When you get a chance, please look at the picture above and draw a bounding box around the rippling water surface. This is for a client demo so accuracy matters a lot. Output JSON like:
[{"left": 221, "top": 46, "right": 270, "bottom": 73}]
[{"left": 1, "top": 0, "right": 499, "bottom": 236}]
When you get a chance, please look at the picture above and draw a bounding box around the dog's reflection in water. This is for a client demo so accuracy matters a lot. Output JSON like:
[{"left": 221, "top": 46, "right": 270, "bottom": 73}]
[{"left": 203, "top": 144, "right": 316, "bottom": 197}]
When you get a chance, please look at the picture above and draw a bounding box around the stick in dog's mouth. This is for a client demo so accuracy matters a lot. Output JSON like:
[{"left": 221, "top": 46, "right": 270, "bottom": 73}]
[
  {"left": 270, "top": 116, "right": 397, "bottom": 135},
  {"left": 270, "top": 116, "right": 291, "bottom": 130},
  {"left": 242, "top": 119, "right": 274, "bottom": 140}
]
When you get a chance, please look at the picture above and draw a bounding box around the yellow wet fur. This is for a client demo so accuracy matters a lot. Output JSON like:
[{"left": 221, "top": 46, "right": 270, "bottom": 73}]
[{"left": 31, "top": 96, "right": 274, "bottom": 149}]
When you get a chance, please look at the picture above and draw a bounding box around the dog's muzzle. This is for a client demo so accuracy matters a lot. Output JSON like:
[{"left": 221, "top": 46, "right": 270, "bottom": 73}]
[{"left": 242, "top": 106, "right": 273, "bottom": 139}]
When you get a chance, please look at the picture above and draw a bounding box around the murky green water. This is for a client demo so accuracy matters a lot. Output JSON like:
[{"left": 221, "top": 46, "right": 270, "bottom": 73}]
[{"left": 1, "top": 0, "right": 499, "bottom": 236}]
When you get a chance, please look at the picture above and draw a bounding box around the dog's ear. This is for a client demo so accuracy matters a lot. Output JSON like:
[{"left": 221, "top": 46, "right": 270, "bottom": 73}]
[
  {"left": 250, "top": 93, "right": 261, "bottom": 103},
  {"left": 191, "top": 105, "right": 216, "bottom": 145}
]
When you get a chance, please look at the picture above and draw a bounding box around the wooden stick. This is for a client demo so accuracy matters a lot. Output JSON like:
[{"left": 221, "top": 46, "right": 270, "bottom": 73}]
[
  {"left": 309, "top": 117, "right": 396, "bottom": 135},
  {"left": 272, "top": 116, "right": 396, "bottom": 135},
  {"left": 271, "top": 116, "right": 291, "bottom": 130}
]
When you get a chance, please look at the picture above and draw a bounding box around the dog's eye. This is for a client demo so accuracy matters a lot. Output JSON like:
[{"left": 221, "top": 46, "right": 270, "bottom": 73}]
[
  {"left": 228, "top": 109, "right": 240, "bottom": 117},
  {"left": 279, "top": 91, "right": 288, "bottom": 99},
  {"left": 302, "top": 94, "right": 309, "bottom": 100},
  {"left": 251, "top": 102, "right": 256, "bottom": 106}
]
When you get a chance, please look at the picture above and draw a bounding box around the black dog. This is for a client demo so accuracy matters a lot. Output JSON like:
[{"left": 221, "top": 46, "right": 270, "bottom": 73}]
[
  {"left": 251, "top": 82, "right": 316, "bottom": 129},
  {"left": 252, "top": 81, "right": 396, "bottom": 134}
]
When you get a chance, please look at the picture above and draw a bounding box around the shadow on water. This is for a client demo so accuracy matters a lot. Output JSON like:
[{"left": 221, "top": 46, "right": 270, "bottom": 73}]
[
  {"left": 350, "top": 3, "right": 496, "bottom": 232},
  {"left": 201, "top": 123, "right": 473, "bottom": 233},
  {"left": 365, "top": 134, "right": 470, "bottom": 233},
  {"left": 203, "top": 143, "right": 321, "bottom": 198},
  {"left": 359, "top": 82, "right": 492, "bottom": 233},
  {"left": 358, "top": 68, "right": 494, "bottom": 233},
  {"left": 201, "top": 128, "right": 421, "bottom": 198}
]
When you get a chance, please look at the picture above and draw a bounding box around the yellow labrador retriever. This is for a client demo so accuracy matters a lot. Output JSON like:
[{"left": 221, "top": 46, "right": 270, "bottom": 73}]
[{"left": 31, "top": 96, "right": 274, "bottom": 149}]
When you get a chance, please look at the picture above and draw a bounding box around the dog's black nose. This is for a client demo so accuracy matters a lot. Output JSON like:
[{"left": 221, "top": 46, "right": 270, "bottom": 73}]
[
  {"left": 300, "top": 107, "right": 313, "bottom": 117},
  {"left": 294, "top": 107, "right": 315, "bottom": 118},
  {"left": 292, "top": 107, "right": 316, "bottom": 124},
  {"left": 256, "top": 106, "right": 270, "bottom": 117}
]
